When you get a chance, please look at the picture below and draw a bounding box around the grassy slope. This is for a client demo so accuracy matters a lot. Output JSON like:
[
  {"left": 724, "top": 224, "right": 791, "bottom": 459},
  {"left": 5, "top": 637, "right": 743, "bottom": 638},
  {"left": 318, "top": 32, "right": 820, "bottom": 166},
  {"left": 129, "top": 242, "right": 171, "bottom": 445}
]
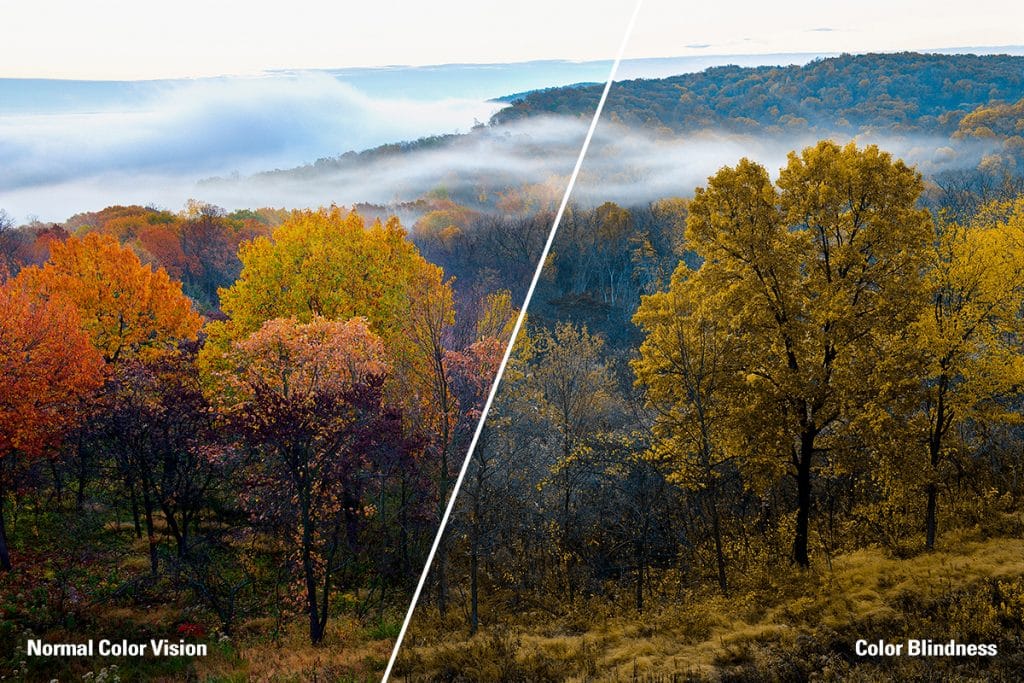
[{"left": 399, "top": 524, "right": 1024, "bottom": 682}]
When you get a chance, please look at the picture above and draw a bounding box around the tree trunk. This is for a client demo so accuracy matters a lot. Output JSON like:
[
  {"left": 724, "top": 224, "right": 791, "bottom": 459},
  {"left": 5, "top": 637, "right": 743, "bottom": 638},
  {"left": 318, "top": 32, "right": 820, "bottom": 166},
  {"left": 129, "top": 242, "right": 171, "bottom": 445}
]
[
  {"left": 76, "top": 450, "right": 87, "bottom": 511},
  {"left": 469, "top": 535, "right": 479, "bottom": 636},
  {"left": 793, "top": 431, "right": 814, "bottom": 568},
  {"left": 634, "top": 541, "right": 645, "bottom": 612},
  {"left": 49, "top": 459, "right": 64, "bottom": 509},
  {"left": 399, "top": 476, "right": 410, "bottom": 577},
  {"left": 301, "top": 504, "right": 324, "bottom": 645},
  {"left": 925, "top": 482, "right": 938, "bottom": 550},
  {"left": 142, "top": 486, "right": 158, "bottom": 576},
  {"left": 129, "top": 480, "right": 142, "bottom": 538},
  {"left": 563, "top": 465, "right": 575, "bottom": 604},
  {"left": 165, "top": 512, "right": 187, "bottom": 558},
  {"left": 0, "top": 467, "right": 11, "bottom": 572},
  {"left": 925, "top": 387, "right": 946, "bottom": 550},
  {"left": 436, "top": 539, "right": 448, "bottom": 618},
  {"left": 710, "top": 493, "right": 728, "bottom": 594}
]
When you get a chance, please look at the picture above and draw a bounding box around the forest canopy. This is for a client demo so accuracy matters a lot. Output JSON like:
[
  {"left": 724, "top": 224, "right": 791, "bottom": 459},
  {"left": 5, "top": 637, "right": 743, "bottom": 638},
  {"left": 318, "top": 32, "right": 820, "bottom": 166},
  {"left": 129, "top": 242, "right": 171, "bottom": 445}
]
[{"left": 493, "top": 52, "right": 1024, "bottom": 136}]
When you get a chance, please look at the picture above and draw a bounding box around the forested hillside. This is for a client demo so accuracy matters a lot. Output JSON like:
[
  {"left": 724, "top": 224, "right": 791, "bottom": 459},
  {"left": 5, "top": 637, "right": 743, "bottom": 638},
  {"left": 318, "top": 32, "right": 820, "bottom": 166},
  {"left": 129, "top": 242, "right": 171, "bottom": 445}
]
[
  {"left": 493, "top": 52, "right": 1024, "bottom": 135},
  {"left": 5, "top": 49, "right": 1024, "bottom": 681},
  {"left": 207, "top": 53, "right": 1024, "bottom": 228}
]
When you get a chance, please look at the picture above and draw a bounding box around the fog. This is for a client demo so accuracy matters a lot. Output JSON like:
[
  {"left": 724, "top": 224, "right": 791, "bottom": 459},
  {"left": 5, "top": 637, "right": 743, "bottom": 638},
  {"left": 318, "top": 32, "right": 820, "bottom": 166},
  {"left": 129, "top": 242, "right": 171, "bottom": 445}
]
[
  {"left": 0, "top": 70, "right": 995, "bottom": 225},
  {"left": 0, "top": 72, "right": 504, "bottom": 221},
  {"left": 571, "top": 125, "right": 997, "bottom": 207}
]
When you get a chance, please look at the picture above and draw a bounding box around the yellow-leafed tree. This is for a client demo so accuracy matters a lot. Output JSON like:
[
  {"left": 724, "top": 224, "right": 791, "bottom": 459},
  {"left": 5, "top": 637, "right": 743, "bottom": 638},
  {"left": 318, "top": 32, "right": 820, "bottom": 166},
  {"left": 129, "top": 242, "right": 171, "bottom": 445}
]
[
  {"left": 675, "top": 141, "right": 932, "bottom": 567},
  {"left": 912, "top": 199, "right": 1024, "bottom": 548}
]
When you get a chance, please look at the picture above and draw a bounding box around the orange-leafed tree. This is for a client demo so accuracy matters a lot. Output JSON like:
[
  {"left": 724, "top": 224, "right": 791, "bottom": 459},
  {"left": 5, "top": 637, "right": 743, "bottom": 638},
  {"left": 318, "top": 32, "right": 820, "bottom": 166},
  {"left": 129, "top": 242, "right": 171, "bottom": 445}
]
[
  {"left": 16, "top": 232, "right": 202, "bottom": 364},
  {"left": 136, "top": 223, "right": 187, "bottom": 280},
  {"left": 0, "top": 279, "right": 105, "bottom": 570}
]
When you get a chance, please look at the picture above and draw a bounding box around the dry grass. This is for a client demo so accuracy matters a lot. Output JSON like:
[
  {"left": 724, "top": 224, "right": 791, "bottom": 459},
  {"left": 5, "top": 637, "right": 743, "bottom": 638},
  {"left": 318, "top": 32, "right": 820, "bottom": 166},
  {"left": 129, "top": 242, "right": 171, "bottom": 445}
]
[
  {"left": 195, "top": 615, "right": 392, "bottom": 682},
  {"left": 400, "top": 529, "right": 1024, "bottom": 681}
]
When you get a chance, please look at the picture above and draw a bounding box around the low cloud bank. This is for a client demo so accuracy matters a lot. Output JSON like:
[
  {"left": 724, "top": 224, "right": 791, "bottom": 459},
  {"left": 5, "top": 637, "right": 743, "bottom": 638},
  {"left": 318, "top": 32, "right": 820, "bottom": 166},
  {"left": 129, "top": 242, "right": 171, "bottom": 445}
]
[
  {"left": 0, "top": 72, "right": 502, "bottom": 221},
  {"left": 1, "top": 79, "right": 993, "bottom": 224}
]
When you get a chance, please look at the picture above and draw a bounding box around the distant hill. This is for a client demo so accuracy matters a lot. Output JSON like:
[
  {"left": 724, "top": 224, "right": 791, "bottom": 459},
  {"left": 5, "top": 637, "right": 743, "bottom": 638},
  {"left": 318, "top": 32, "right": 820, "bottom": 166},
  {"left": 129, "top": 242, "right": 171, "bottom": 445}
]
[
  {"left": 196, "top": 52, "right": 1024, "bottom": 217},
  {"left": 491, "top": 82, "right": 601, "bottom": 104},
  {"left": 491, "top": 52, "right": 1024, "bottom": 136}
]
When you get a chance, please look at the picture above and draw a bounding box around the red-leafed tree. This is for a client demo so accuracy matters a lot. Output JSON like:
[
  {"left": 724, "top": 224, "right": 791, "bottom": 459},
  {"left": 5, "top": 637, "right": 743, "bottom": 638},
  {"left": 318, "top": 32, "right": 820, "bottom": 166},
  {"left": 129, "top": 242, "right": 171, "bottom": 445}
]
[{"left": 221, "top": 315, "right": 411, "bottom": 644}]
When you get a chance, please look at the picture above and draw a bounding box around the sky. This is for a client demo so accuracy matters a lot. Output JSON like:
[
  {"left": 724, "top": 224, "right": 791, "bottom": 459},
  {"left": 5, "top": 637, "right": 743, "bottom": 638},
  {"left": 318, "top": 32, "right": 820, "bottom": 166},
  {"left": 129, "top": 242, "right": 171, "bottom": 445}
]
[
  {"left": 2, "top": 0, "right": 1022, "bottom": 222},
  {"left": 625, "top": 0, "right": 1024, "bottom": 61},
  {"left": 3, "top": 0, "right": 1022, "bottom": 79}
]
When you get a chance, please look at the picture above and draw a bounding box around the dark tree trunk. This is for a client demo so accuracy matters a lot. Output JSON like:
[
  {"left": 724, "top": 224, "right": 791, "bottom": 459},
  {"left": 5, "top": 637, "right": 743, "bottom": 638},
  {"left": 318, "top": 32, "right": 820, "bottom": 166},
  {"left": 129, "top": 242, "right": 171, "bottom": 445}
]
[
  {"left": 75, "top": 448, "right": 88, "bottom": 511},
  {"left": 163, "top": 508, "right": 187, "bottom": 558},
  {"left": 925, "top": 382, "right": 947, "bottom": 551},
  {"left": 141, "top": 485, "right": 158, "bottom": 576},
  {"left": 563, "top": 467, "right": 575, "bottom": 604},
  {"left": 129, "top": 480, "right": 142, "bottom": 538},
  {"left": 0, "top": 468, "right": 11, "bottom": 572},
  {"left": 634, "top": 541, "right": 645, "bottom": 612},
  {"left": 435, "top": 539, "right": 448, "bottom": 617},
  {"left": 469, "top": 536, "right": 479, "bottom": 636},
  {"left": 434, "top": 353, "right": 452, "bottom": 620},
  {"left": 48, "top": 459, "right": 64, "bottom": 509},
  {"left": 710, "top": 493, "right": 728, "bottom": 594},
  {"left": 301, "top": 503, "right": 324, "bottom": 645},
  {"left": 399, "top": 476, "right": 410, "bottom": 577},
  {"left": 925, "top": 483, "right": 938, "bottom": 550},
  {"left": 793, "top": 431, "right": 814, "bottom": 568}
]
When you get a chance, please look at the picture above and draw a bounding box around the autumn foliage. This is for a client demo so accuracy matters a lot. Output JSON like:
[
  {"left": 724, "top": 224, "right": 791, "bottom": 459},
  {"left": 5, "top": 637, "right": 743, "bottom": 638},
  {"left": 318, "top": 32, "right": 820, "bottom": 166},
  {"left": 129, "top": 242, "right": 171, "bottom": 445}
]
[
  {"left": 15, "top": 233, "right": 202, "bottom": 363},
  {"left": 0, "top": 198, "right": 509, "bottom": 681},
  {"left": 398, "top": 142, "right": 1024, "bottom": 682},
  {"left": 0, "top": 279, "right": 104, "bottom": 569}
]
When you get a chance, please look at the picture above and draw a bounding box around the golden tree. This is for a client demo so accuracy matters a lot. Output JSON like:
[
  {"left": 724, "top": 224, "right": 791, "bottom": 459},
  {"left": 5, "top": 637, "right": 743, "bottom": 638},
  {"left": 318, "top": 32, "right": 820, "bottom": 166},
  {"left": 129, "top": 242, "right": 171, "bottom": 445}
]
[
  {"left": 680, "top": 141, "right": 932, "bottom": 567},
  {"left": 633, "top": 267, "right": 737, "bottom": 591},
  {"left": 912, "top": 199, "right": 1024, "bottom": 548},
  {"left": 200, "top": 207, "right": 452, "bottom": 409}
]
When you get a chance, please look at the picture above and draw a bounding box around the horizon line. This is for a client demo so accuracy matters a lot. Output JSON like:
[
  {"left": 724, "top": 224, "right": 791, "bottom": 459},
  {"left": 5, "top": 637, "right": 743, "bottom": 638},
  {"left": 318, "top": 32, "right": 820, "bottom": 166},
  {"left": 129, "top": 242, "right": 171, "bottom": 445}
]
[{"left": 3, "top": 44, "right": 1022, "bottom": 83}]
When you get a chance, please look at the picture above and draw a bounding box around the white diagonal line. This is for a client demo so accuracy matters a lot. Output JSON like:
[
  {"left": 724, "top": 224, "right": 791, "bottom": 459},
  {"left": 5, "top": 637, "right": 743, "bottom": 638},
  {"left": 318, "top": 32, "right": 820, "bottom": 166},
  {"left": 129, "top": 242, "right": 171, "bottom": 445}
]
[{"left": 381, "top": 3, "right": 644, "bottom": 679}]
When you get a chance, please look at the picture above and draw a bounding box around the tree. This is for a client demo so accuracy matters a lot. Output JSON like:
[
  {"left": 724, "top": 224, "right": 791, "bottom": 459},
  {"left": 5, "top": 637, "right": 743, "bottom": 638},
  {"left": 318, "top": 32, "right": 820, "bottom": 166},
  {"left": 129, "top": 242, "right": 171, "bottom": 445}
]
[
  {"left": 405, "top": 265, "right": 459, "bottom": 616},
  {"left": 221, "top": 315, "right": 406, "bottom": 644},
  {"left": 532, "top": 322, "right": 615, "bottom": 599},
  {"left": 16, "top": 232, "right": 202, "bottom": 364},
  {"left": 444, "top": 335, "right": 506, "bottom": 633},
  {"left": 684, "top": 141, "right": 932, "bottom": 567},
  {"left": 911, "top": 199, "right": 1024, "bottom": 548},
  {"left": 100, "top": 344, "right": 225, "bottom": 574},
  {"left": 633, "top": 267, "right": 738, "bottom": 592},
  {"left": 0, "top": 210, "right": 17, "bottom": 274},
  {"left": 0, "top": 280, "right": 104, "bottom": 570},
  {"left": 179, "top": 213, "right": 241, "bottom": 308},
  {"left": 201, "top": 207, "right": 452, "bottom": 410}
]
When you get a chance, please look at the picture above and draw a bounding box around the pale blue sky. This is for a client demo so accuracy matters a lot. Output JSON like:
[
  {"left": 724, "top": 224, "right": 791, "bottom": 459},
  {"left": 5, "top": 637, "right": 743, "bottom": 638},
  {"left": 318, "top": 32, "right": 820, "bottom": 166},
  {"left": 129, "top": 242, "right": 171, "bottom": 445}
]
[{"left": 3, "top": 0, "right": 1021, "bottom": 79}]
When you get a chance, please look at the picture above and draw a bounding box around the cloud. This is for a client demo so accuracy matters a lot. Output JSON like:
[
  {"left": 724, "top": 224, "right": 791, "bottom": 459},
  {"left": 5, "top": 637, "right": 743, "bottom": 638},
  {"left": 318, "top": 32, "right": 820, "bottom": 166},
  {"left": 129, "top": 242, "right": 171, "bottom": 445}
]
[{"left": 0, "top": 113, "right": 590, "bottom": 222}]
